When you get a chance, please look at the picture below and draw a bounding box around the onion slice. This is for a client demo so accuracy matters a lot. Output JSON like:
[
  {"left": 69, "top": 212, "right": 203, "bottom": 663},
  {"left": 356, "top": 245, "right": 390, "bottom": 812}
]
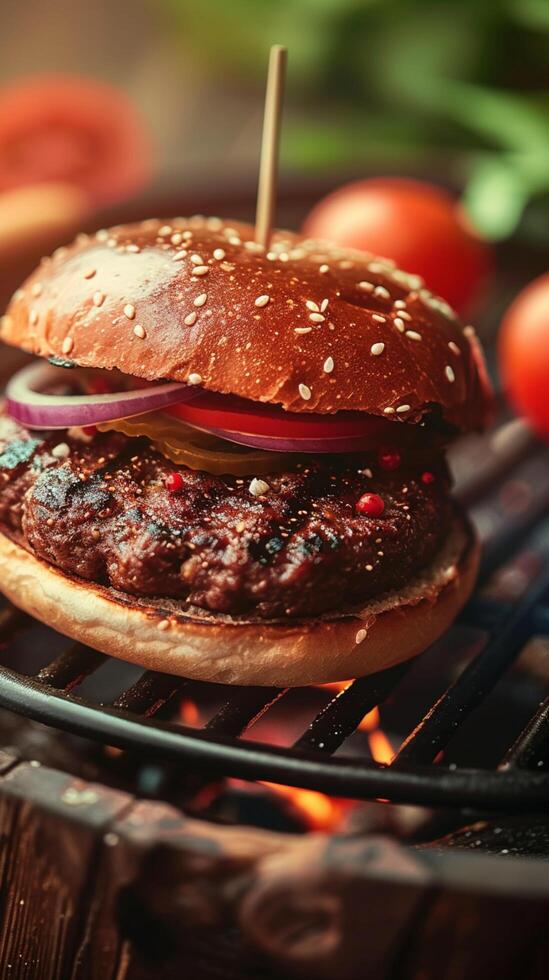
[
  {"left": 5, "top": 362, "right": 199, "bottom": 430},
  {"left": 190, "top": 424, "right": 377, "bottom": 454}
]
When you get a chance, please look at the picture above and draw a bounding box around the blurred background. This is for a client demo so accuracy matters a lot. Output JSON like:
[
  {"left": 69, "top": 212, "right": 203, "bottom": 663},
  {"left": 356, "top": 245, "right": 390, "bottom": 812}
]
[
  {"left": 3, "top": 0, "right": 549, "bottom": 237},
  {"left": 1, "top": 0, "right": 549, "bottom": 431}
]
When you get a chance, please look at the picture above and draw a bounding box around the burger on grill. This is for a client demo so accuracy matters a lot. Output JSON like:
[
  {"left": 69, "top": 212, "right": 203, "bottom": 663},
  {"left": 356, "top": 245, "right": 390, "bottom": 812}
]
[{"left": 0, "top": 218, "right": 491, "bottom": 685}]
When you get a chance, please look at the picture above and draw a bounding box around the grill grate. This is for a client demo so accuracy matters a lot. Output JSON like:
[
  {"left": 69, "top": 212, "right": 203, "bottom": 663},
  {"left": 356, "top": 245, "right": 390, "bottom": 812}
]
[{"left": 0, "top": 418, "right": 548, "bottom": 812}]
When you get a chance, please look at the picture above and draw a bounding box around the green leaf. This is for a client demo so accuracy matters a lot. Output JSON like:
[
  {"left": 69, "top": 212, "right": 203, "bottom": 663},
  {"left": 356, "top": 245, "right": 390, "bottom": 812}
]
[{"left": 462, "top": 157, "right": 528, "bottom": 238}]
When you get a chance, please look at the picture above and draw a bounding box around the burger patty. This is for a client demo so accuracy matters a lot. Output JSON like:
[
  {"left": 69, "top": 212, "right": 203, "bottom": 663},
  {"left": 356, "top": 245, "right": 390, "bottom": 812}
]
[{"left": 0, "top": 414, "right": 453, "bottom": 619}]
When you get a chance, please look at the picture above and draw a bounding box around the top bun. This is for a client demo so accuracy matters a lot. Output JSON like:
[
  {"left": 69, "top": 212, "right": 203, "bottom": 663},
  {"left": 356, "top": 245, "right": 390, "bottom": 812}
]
[{"left": 1, "top": 216, "right": 491, "bottom": 432}]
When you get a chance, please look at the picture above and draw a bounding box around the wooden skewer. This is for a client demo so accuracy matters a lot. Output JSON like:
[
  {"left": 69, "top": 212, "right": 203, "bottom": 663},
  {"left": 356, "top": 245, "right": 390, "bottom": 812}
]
[{"left": 255, "top": 45, "right": 288, "bottom": 250}]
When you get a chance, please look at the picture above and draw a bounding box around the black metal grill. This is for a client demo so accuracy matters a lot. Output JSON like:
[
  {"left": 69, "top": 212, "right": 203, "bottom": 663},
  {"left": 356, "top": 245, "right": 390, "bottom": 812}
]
[{"left": 0, "top": 416, "right": 548, "bottom": 812}]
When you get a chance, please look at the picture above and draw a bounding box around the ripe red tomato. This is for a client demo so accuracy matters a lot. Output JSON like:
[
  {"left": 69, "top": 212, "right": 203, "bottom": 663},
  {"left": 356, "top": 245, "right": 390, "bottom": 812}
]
[
  {"left": 0, "top": 75, "right": 152, "bottom": 205},
  {"left": 302, "top": 178, "right": 493, "bottom": 313},
  {"left": 499, "top": 274, "right": 549, "bottom": 437}
]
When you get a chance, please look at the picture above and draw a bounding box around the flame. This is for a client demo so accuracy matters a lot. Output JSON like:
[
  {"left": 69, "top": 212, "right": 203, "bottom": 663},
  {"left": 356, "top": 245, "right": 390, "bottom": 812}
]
[
  {"left": 320, "top": 679, "right": 352, "bottom": 693},
  {"left": 360, "top": 705, "right": 380, "bottom": 732},
  {"left": 180, "top": 698, "right": 200, "bottom": 726},
  {"left": 368, "top": 728, "right": 395, "bottom": 765},
  {"left": 260, "top": 781, "right": 353, "bottom": 831}
]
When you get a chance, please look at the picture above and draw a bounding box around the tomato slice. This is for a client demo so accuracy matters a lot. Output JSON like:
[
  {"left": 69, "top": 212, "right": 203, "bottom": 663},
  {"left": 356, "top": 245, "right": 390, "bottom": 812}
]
[{"left": 167, "top": 391, "right": 420, "bottom": 449}]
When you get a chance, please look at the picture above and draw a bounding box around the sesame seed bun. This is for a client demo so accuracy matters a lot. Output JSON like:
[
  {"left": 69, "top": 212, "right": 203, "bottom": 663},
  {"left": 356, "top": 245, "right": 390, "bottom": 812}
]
[
  {"left": 0, "top": 510, "right": 478, "bottom": 686},
  {"left": 1, "top": 217, "right": 491, "bottom": 433}
]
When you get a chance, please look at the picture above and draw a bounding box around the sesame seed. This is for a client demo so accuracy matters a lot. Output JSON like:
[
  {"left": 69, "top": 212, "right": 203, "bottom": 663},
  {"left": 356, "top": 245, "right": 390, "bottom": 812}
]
[
  {"left": 323, "top": 356, "right": 334, "bottom": 374},
  {"left": 171, "top": 232, "right": 183, "bottom": 245},
  {"left": 305, "top": 300, "right": 319, "bottom": 312},
  {"left": 399, "top": 311, "right": 412, "bottom": 321},
  {"left": 126, "top": 244, "right": 140, "bottom": 253},
  {"left": 228, "top": 236, "right": 241, "bottom": 246},
  {"left": 194, "top": 293, "right": 207, "bottom": 307},
  {"left": 190, "top": 254, "right": 203, "bottom": 265},
  {"left": 320, "top": 298, "right": 329, "bottom": 312},
  {"left": 366, "top": 564, "right": 374, "bottom": 572},
  {"left": 355, "top": 628, "right": 367, "bottom": 645},
  {"left": 133, "top": 325, "right": 146, "bottom": 339},
  {"left": 157, "top": 619, "right": 170, "bottom": 631},
  {"left": 295, "top": 327, "right": 312, "bottom": 335},
  {"left": 358, "top": 281, "right": 374, "bottom": 292},
  {"left": 182, "top": 230, "right": 193, "bottom": 240},
  {"left": 31, "top": 283, "right": 43, "bottom": 297},
  {"left": 96, "top": 229, "right": 109, "bottom": 242},
  {"left": 188, "top": 373, "right": 203, "bottom": 385},
  {"left": 185, "top": 311, "right": 197, "bottom": 326},
  {"left": 83, "top": 268, "right": 96, "bottom": 280},
  {"left": 12, "top": 289, "right": 24, "bottom": 302},
  {"left": 396, "top": 404, "right": 411, "bottom": 414},
  {"left": 393, "top": 299, "right": 406, "bottom": 309},
  {"left": 255, "top": 295, "right": 270, "bottom": 308},
  {"left": 448, "top": 341, "right": 461, "bottom": 356},
  {"left": 370, "top": 343, "right": 385, "bottom": 356},
  {"left": 405, "top": 330, "right": 422, "bottom": 341},
  {"left": 29, "top": 309, "right": 38, "bottom": 326},
  {"left": 173, "top": 250, "right": 188, "bottom": 261},
  {"left": 319, "top": 264, "right": 329, "bottom": 274},
  {"left": 464, "top": 325, "right": 476, "bottom": 338},
  {"left": 158, "top": 225, "right": 172, "bottom": 237},
  {"left": 123, "top": 304, "right": 136, "bottom": 320},
  {"left": 309, "top": 312, "right": 325, "bottom": 323},
  {"left": 339, "top": 260, "right": 353, "bottom": 269},
  {"left": 266, "top": 251, "right": 277, "bottom": 261},
  {"left": 192, "top": 266, "right": 209, "bottom": 276},
  {"left": 374, "top": 285, "right": 390, "bottom": 300},
  {"left": 445, "top": 365, "right": 456, "bottom": 383},
  {"left": 372, "top": 314, "right": 386, "bottom": 323},
  {"left": 249, "top": 477, "right": 269, "bottom": 497},
  {"left": 384, "top": 407, "right": 395, "bottom": 415},
  {"left": 394, "top": 319, "right": 406, "bottom": 333},
  {"left": 299, "top": 383, "right": 312, "bottom": 400},
  {"left": 213, "top": 248, "right": 225, "bottom": 260},
  {"left": 93, "top": 291, "right": 105, "bottom": 307},
  {"left": 62, "top": 337, "right": 73, "bottom": 355},
  {"left": 52, "top": 442, "right": 70, "bottom": 459}
]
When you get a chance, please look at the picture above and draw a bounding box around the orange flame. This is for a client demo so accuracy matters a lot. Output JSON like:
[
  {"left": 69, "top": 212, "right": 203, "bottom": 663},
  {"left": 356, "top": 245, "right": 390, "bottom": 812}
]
[
  {"left": 180, "top": 698, "right": 200, "bottom": 726},
  {"left": 260, "top": 781, "right": 353, "bottom": 831},
  {"left": 368, "top": 728, "right": 395, "bottom": 765}
]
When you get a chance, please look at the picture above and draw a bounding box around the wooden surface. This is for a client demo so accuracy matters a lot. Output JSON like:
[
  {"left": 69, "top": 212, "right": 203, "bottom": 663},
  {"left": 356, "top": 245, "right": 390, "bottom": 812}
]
[{"left": 0, "top": 759, "right": 548, "bottom": 979}]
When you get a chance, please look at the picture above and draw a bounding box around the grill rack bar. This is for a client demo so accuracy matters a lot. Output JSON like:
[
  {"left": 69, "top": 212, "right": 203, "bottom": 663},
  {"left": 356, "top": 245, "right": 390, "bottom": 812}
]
[
  {"left": 295, "top": 661, "right": 410, "bottom": 754},
  {"left": 394, "top": 564, "right": 549, "bottom": 766},
  {"left": 1, "top": 666, "right": 549, "bottom": 810},
  {"left": 0, "top": 422, "right": 547, "bottom": 811}
]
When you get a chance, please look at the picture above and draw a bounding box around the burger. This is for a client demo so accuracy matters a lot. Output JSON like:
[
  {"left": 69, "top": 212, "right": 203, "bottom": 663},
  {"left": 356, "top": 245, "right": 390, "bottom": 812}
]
[{"left": 0, "top": 217, "right": 491, "bottom": 686}]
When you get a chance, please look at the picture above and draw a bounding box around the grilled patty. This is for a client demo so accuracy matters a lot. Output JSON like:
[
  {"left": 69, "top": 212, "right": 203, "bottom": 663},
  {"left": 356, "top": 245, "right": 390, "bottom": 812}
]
[{"left": 0, "top": 414, "right": 452, "bottom": 619}]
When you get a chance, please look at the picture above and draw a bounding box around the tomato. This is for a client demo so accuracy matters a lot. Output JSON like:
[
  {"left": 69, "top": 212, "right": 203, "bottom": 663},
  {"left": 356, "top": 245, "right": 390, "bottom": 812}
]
[
  {"left": 302, "top": 178, "right": 493, "bottom": 314},
  {"left": 167, "top": 392, "right": 387, "bottom": 441},
  {"left": 499, "top": 274, "right": 549, "bottom": 437},
  {"left": 166, "top": 390, "right": 445, "bottom": 454},
  {"left": 0, "top": 75, "right": 152, "bottom": 205}
]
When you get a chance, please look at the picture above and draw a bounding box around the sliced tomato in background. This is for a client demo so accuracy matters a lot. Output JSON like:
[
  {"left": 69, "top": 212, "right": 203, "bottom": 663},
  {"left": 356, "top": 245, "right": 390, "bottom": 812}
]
[
  {"left": 0, "top": 75, "right": 152, "bottom": 205},
  {"left": 302, "top": 178, "right": 494, "bottom": 314}
]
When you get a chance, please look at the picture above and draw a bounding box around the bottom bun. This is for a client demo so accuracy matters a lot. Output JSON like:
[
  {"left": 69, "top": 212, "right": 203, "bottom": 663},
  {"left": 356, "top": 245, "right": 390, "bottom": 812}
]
[{"left": 0, "top": 511, "right": 478, "bottom": 686}]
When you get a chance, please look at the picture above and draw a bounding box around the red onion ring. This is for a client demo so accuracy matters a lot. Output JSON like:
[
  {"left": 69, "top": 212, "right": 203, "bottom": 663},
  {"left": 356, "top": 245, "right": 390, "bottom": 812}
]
[
  {"left": 6, "top": 362, "right": 200, "bottom": 429},
  {"left": 191, "top": 424, "right": 375, "bottom": 454}
]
